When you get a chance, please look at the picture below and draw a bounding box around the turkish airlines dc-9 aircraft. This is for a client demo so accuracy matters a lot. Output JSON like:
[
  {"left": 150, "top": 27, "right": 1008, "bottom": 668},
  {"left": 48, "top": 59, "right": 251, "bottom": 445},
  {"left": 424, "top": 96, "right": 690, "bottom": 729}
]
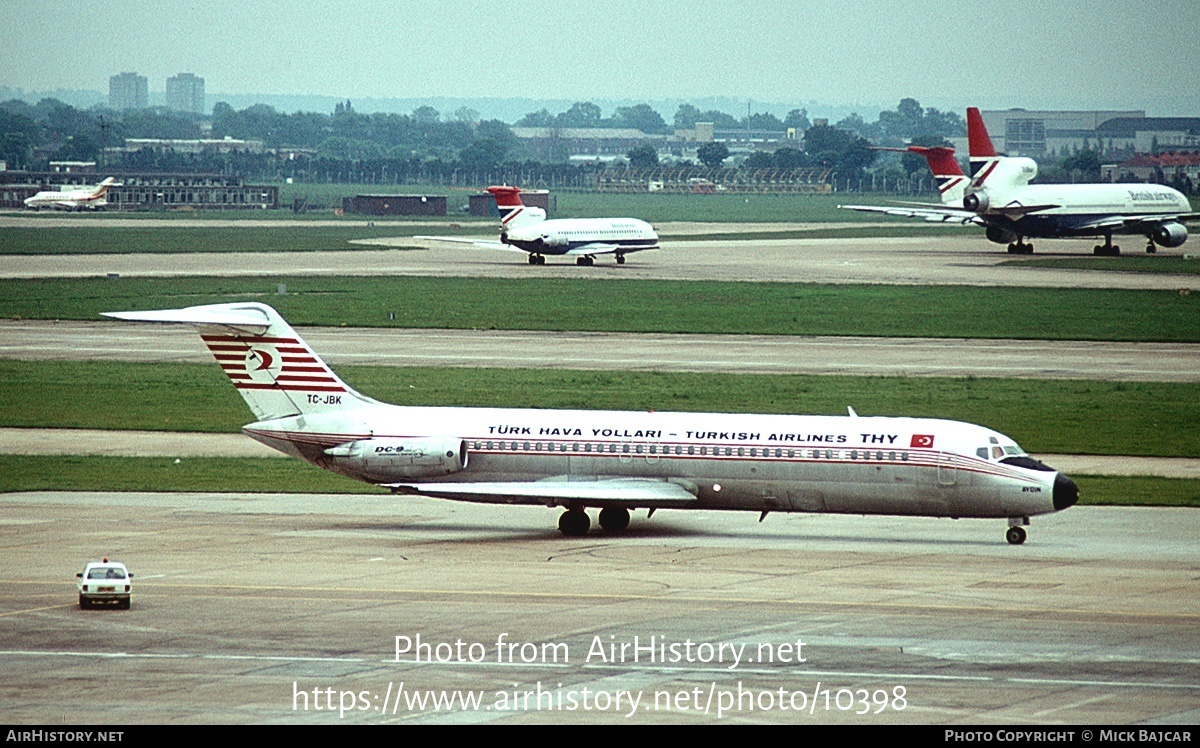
[{"left": 106, "top": 303, "right": 1078, "bottom": 544}]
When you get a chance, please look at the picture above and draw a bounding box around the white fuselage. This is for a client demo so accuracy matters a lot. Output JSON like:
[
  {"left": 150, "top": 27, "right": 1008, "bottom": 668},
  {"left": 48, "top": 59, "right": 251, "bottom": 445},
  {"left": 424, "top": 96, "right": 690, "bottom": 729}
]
[
  {"left": 969, "top": 156, "right": 1193, "bottom": 242},
  {"left": 245, "top": 404, "right": 1070, "bottom": 520},
  {"left": 503, "top": 217, "right": 659, "bottom": 255},
  {"left": 23, "top": 183, "right": 112, "bottom": 210}
]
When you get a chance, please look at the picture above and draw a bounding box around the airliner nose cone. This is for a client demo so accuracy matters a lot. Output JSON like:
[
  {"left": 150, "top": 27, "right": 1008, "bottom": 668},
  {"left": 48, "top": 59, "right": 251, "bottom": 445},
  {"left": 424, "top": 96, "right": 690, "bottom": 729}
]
[{"left": 1053, "top": 472, "right": 1079, "bottom": 510}]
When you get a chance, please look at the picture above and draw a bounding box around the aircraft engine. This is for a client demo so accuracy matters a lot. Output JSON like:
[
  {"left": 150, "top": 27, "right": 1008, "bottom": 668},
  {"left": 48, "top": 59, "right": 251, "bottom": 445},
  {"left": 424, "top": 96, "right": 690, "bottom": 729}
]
[
  {"left": 324, "top": 437, "right": 468, "bottom": 479},
  {"left": 985, "top": 226, "right": 1018, "bottom": 245},
  {"left": 963, "top": 191, "right": 990, "bottom": 213},
  {"left": 540, "top": 232, "right": 568, "bottom": 247},
  {"left": 1151, "top": 222, "right": 1188, "bottom": 248}
]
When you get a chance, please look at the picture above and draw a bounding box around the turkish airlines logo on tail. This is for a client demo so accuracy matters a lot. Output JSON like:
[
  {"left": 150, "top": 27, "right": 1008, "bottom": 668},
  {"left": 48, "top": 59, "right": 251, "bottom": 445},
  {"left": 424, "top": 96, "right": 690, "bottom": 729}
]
[{"left": 910, "top": 434, "right": 935, "bottom": 448}]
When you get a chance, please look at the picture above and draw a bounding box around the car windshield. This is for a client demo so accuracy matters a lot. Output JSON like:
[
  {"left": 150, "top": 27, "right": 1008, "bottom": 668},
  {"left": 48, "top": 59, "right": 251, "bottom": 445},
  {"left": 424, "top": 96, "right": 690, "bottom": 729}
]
[{"left": 87, "top": 567, "right": 126, "bottom": 579}]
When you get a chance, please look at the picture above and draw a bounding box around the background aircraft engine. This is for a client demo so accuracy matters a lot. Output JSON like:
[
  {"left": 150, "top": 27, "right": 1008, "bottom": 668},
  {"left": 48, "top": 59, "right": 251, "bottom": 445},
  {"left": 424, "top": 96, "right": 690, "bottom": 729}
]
[
  {"left": 963, "top": 191, "right": 990, "bottom": 213},
  {"left": 325, "top": 437, "right": 467, "bottom": 478},
  {"left": 1151, "top": 222, "right": 1188, "bottom": 248},
  {"left": 985, "top": 226, "right": 1018, "bottom": 245}
]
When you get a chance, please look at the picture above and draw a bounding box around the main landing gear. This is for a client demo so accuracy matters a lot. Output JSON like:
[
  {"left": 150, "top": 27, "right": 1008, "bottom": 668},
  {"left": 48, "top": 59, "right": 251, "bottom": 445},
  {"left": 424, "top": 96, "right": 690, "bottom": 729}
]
[
  {"left": 575, "top": 255, "right": 595, "bottom": 266},
  {"left": 557, "top": 507, "right": 632, "bottom": 536},
  {"left": 1093, "top": 234, "right": 1121, "bottom": 256},
  {"left": 527, "top": 254, "right": 546, "bottom": 265},
  {"left": 1006, "top": 239, "right": 1034, "bottom": 254}
]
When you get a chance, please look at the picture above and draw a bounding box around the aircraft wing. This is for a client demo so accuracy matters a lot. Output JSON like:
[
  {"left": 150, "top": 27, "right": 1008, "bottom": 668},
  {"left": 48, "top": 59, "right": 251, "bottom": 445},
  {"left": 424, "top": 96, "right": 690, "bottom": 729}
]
[
  {"left": 565, "top": 242, "right": 658, "bottom": 256},
  {"left": 839, "top": 204, "right": 980, "bottom": 224},
  {"left": 994, "top": 202, "right": 1061, "bottom": 218},
  {"left": 1074, "top": 213, "right": 1200, "bottom": 231},
  {"left": 387, "top": 477, "right": 699, "bottom": 505},
  {"left": 413, "top": 235, "right": 527, "bottom": 253}
]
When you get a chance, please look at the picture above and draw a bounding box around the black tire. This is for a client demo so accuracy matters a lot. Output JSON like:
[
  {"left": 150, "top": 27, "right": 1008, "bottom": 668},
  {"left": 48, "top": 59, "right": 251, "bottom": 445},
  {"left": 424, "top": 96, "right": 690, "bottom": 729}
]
[
  {"left": 79, "top": 594, "right": 88, "bottom": 610},
  {"left": 1005, "top": 526, "right": 1027, "bottom": 545},
  {"left": 598, "top": 507, "right": 631, "bottom": 532},
  {"left": 558, "top": 509, "right": 590, "bottom": 536}
]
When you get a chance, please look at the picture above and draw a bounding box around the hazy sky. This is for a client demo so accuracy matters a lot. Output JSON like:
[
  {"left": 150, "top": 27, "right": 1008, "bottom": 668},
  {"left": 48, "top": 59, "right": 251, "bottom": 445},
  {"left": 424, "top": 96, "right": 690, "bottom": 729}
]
[{"left": 3, "top": 0, "right": 1198, "bottom": 115}]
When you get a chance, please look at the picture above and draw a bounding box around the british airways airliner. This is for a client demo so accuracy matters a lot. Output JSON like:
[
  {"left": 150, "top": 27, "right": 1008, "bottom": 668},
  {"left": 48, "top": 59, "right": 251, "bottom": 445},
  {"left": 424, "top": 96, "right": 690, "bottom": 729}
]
[
  {"left": 419, "top": 186, "right": 659, "bottom": 265},
  {"left": 106, "top": 302, "right": 1078, "bottom": 544},
  {"left": 842, "top": 108, "right": 1198, "bottom": 255}
]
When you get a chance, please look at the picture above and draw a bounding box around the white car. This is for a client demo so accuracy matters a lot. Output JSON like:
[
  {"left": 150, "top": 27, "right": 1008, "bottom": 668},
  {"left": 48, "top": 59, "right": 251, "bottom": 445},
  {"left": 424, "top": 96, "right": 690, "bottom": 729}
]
[{"left": 76, "top": 559, "right": 133, "bottom": 609}]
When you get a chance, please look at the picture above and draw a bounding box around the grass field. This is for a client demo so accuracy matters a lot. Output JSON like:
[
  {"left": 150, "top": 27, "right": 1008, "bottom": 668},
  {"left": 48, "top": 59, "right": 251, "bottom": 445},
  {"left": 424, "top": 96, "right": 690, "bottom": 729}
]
[
  {"left": 2, "top": 360, "right": 1196, "bottom": 457},
  {"left": 275, "top": 183, "right": 908, "bottom": 223},
  {"left": 2, "top": 276, "right": 1197, "bottom": 343},
  {"left": 0, "top": 226, "right": 439, "bottom": 255},
  {"left": 0, "top": 455, "right": 1195, "bottom": 507},
  {"left": 1001, "top": 256, "right": 1200, "bottom": 276}
]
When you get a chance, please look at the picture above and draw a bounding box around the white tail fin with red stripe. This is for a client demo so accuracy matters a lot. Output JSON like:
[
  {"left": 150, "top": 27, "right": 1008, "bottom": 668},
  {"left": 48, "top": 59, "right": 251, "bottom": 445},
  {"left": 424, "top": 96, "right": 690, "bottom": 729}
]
[
  {"left": 102, "top": 302, "right": 372, "bottom": 421},
  {"left": 487, "top": 185, "right": 545, "bottom": 231}
]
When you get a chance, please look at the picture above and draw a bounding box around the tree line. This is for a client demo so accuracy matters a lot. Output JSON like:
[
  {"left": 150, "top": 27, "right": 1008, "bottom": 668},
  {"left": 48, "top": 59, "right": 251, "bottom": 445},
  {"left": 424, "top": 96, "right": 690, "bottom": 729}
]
[{"left": 1, "top": 96, "right": 965, "bottom": 188}]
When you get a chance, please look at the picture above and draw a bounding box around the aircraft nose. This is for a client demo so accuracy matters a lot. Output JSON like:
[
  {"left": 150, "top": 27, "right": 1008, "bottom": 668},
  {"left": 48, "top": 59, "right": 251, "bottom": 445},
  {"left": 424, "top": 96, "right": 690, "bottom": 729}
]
[{"left": 1053, "top": 472, "right": 1079, "bottom": 511}]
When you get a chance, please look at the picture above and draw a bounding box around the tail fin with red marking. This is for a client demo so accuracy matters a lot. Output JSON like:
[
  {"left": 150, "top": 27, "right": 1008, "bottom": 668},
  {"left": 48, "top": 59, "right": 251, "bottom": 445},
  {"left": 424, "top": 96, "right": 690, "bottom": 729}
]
[
  {"left": 487, "top": 185, "right": 545, "bottom": 231},
  {"left": 103, "top": 303, "right": 373, "bottom": 421},
  {"left": 907, "top": 146, "right": 967, "bottom": 206}
]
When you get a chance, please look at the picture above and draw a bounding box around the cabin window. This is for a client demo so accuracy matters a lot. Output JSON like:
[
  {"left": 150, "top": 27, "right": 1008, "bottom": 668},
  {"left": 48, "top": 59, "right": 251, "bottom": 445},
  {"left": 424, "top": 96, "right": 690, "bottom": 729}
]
[
  {"left": 850, "top": 450, "right": 858, "bottom": 460},
  {"left": 688, "top": 446, "right": 695, "bottom": 455},
  {"left": 523, "top": 442, "right": 530, "bottom": 451},
  {"left": 901, "top": 452, "right": 909, "bottom": 461},
  {"left": 889, "top": 451, "right": 896, "bottom": 461}
]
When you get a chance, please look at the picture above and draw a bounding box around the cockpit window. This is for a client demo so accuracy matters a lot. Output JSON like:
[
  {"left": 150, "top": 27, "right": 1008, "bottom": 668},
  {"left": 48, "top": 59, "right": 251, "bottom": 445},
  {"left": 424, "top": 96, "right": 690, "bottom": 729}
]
[
  {"left": 977, "top": 447, "right": 989, "bottom": 459},
  {"left": 1000, "top": 456, "right": 1054, "bottom": 471},
  {"left": 992, "top": 446, "right": 1005, "bottom": 459}
]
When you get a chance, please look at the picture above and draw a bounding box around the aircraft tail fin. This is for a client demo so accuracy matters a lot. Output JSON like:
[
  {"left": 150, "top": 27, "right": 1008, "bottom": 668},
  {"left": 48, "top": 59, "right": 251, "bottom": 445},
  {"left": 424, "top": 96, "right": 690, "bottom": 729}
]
[
  {"left": 908, "top": 146, "right": 967, "bottom": 205},
  {"left": 487, "top": 185, "right": 545, "bottom": 231},
  {"left": 966, "top": 107, "right": 999, "bottom": 177},
  {"left": 103, "top": 302, "right": 373, "bottom": 422}
]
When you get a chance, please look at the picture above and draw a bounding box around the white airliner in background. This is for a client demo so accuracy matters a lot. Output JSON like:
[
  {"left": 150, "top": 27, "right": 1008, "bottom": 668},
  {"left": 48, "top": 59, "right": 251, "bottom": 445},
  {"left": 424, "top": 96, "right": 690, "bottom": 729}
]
[
  {"left": 24, "top": 177, "right": 120, "bottom": 210},
  {"left": 841, "top": 108, "right": 1198, "bottom": 255},
  {"left": 418, "top": 185, "right": 659, "bottom": 265},
  {"left": 105, "top": 302, "right": 1078, "bottom": 544}
]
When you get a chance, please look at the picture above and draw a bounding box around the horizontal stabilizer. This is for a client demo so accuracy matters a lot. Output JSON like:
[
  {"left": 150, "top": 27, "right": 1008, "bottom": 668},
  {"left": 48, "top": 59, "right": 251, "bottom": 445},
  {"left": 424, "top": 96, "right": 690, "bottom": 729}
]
[
  {"left": 388, "top": 477, "right": 699, "bottom": 504},
  {"left": 102, "top": 305, "right": 272, "bottom": 333},
  {"left": 414, "top": 236, "right": 526, "bottom": 252}
]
